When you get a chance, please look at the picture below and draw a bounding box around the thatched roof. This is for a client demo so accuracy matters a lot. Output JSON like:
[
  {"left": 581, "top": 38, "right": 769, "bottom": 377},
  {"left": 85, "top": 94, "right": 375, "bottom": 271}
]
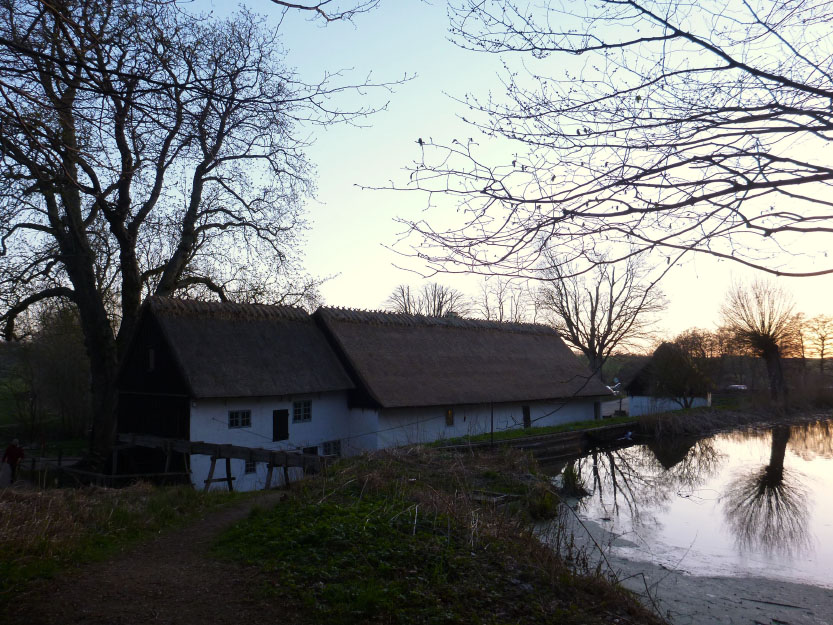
[
  {"left": 315, "top": 307, "right": 610, "bottom": 408},
  {"left": 145, "top": 297, "right": 355, "bottom": 398}
]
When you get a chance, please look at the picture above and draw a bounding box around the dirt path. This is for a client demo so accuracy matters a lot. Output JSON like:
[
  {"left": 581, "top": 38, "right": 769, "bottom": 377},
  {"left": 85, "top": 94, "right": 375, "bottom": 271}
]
[{"left": 6, "top": 491, "right": 291, "bottom": 625}]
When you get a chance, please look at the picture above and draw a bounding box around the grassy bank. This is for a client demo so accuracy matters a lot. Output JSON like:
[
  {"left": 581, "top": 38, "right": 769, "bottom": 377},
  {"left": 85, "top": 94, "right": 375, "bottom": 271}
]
[
  {"left": 0, "top": 483, "right": 247, "bottom": 602},
  {"left": 436, "top": 415, "right": 637, "bottom": 447},
  {"left": 214, "top": 447, "right": 661, "bottom": 625},
  {"left": 636, "top": 405, "right": 833, "bottom": 439}
]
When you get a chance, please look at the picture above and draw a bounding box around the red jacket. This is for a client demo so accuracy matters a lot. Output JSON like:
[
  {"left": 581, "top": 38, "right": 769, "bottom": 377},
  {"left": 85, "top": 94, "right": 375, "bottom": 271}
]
[{"left": 2, "top": 444, "right": 24, "bottom": 467}]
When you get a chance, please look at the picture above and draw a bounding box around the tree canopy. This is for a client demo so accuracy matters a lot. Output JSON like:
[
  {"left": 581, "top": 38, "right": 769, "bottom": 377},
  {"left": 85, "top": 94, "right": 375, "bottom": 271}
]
[
  {"left": 720, "top": 280, "right": 799, "bottom": 401},
  {"left": 0, "top": 0, "right": 395, "bottom": 466},
  {"left": 538, "top": 255, "right": 666, "bottom": 381}
]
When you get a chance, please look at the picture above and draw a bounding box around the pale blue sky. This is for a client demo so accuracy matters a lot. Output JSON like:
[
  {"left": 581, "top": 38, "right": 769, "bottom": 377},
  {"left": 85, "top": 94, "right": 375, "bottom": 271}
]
[{"left": 195, "top": 1, "right": 833, "bottom": 338}]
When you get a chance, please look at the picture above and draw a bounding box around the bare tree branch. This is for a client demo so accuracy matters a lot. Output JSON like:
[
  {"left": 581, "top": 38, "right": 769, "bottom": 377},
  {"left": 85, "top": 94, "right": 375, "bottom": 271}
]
[
  {"left": 266, "top": 0, "right": 381, "bottom": 22},
  {"left": 396, "top": 0, "right": 833, "bottom": 280}
]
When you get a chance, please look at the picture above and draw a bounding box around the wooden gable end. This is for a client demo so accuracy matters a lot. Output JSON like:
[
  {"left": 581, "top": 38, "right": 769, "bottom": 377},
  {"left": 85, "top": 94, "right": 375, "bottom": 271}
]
[{"left": 118, "top": 311, "right": 191, "bottom": 397}]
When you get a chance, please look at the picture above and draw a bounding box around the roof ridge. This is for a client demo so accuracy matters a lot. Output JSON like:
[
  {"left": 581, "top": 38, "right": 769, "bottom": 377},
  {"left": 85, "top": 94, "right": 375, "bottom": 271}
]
[
  {"left": 147, "top": 296, "right": 309, "bottom": 321},
  {"left": 316, "top": 306, "right": 554, "bottom": 334}
]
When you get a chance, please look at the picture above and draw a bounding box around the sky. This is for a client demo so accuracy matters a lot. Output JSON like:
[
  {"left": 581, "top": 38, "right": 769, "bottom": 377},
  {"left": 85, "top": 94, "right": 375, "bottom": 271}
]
[{"left": 198, "top": 1, "right": 833, "bottom": 340}]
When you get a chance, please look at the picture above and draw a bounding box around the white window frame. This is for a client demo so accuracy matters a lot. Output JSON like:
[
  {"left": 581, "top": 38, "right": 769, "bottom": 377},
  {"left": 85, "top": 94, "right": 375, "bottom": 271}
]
[
  {"left": 228, "top": 409, "right": 252, "bottom": 429},
  {"left": 292, "top": 400, "right": 312, "bottom": 423},
  {"left": 322, "top": 439, "right": 341, "bottom": 457},
  {"left": 244, "top": 459, "right": 256, "bottom": 474}
]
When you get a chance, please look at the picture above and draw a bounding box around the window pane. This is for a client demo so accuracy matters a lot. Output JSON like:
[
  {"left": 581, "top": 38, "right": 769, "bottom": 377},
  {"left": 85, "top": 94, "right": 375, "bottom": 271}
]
[
  {"left": 229, "top": 409, "right": 251, "bottom": 428},
  {"left": 293, "top": 400, "right": 311, "bottom": 422}
]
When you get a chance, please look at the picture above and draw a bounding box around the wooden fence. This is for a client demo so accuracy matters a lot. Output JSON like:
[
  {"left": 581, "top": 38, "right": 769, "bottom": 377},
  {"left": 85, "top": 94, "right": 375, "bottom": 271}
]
[{"left": 116, "top": 433, "right": 322, "bottom": 492}]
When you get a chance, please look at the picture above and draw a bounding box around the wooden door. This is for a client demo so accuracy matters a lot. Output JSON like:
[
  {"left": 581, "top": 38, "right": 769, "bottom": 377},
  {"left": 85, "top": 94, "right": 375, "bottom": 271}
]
[{"left": 273, "top": 409, "right": 289, "bottom": 441}]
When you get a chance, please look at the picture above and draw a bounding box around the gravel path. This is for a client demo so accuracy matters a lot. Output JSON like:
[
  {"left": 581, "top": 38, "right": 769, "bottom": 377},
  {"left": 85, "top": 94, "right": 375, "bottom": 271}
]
[{"left": 6, "top": 491, "right": 290, "bottom": 625}]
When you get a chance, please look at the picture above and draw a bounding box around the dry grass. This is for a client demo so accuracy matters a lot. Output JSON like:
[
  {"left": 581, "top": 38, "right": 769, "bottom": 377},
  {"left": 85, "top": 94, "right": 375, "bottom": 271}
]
[{"left": 0, "top": 482, "right": 241, "bottom": 600}]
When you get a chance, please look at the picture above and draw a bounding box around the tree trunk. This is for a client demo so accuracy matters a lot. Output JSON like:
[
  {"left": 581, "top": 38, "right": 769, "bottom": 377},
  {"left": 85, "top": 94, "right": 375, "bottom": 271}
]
[
  {"left": 762, "top": 345, "right": 787, "bottom": 404},
  {"left": 60, "top": 242, "right": 121, "bottom": 471},
  {"left": 586, "top": 353, "right": 605, "bottom": 383}
]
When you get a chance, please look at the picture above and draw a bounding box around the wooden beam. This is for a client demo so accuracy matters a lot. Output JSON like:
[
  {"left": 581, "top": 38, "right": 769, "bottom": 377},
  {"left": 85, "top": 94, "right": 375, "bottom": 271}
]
[{"left": 117, "top": 433, "right": 320, "bottom": 471}]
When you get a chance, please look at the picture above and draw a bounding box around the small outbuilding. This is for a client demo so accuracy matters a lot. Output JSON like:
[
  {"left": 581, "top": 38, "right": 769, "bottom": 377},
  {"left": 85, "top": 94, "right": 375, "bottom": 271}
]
[
  {"left": 624, "top": 342, "right": 712, "bottom": 416},
  {"left": 117, "top": 297, "right": 611, "bottom": 490}
]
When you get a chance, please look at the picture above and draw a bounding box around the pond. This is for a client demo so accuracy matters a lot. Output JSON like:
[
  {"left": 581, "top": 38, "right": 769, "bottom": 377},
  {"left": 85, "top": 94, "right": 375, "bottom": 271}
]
[{"left": 555, "top": 418, "right": 833, "bottom": 589}]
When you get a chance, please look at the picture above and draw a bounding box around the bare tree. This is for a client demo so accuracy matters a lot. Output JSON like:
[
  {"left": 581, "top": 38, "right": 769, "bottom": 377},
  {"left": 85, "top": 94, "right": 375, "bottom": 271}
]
[
  {"left": 400, "top": 0, "right": 833, "bottom": 281},
  {"left": 720, "top": 281, "right": 800, "bottom": 402},
  {"left": 0, "top": 1, "right": 395, "bottom": 468},
  {"left": 805, "top": 314, "right": 833, "bottom": 374},
  {"left": 538, "top": 255, "right": 666, "bottom": 381},
  {"left": 475, "top": 277, "right": 536, "bottom": 323},
  {"left": 673, "top": 328, "right": 722, "bottom": 361},
  {"left": 385, "top": 282, "right": 470, "bottom": 317}
]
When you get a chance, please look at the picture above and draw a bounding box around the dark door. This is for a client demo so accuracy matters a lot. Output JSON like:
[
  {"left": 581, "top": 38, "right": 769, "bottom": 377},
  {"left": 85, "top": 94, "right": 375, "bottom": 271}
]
[{"left": 273, "top": 409, "right": 289, "bottom": 441}]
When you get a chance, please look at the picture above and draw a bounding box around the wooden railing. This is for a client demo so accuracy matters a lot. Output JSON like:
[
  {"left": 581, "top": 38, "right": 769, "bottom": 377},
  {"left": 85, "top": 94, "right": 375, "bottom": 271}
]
[{"left": 116, "top": 433, "right": 321, "bottom": 491}]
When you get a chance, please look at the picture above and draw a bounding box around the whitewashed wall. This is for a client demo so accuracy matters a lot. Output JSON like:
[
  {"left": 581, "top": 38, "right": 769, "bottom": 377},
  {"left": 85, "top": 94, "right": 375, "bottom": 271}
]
[
  {"left": 376, "top": 399, "right": 598, "bottom": 448},
  {"left": 189, "top": 391, "right": 352, "bottom": 491},
  {"left": 188, "top": 393, "right": 603, "bottom": 491},
  {"left": 346, "top": 408, "right": 379, "bottom": 454},
  {"left": 628, "top": 395, "right": 710, "bottom": 417}
]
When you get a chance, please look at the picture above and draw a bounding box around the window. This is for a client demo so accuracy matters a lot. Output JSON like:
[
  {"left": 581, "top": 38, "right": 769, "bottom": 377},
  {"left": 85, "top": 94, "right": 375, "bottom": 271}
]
[
  {"left": 228, "top": 409, "right": 251, "bottom": 428},
  {"left": 244, "top": 460, "right": 256, "bottom": 474},
  {"left": 293, "top": 400, "right": 311, "bottom": 423},
  {"left": 322, "top": 440, "right": 342, "bottom": 457},
  {"left": 445, "top": 408, "right": 454, "bottom": 427}
]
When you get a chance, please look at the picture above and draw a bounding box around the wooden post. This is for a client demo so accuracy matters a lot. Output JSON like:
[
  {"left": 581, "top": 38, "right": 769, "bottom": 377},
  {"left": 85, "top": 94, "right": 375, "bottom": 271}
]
[
  {"left": 490, "top": 402, "right": 494, "bottom": 447},
  {"left": 164, "top": 442, "right": 172, "bottom": 473},
  {"left": 283, "top": 463, "right": 290, "bottom": 489},
  {"left": 204, "top": 456, "right": 217, "bottom": 492},
  {"left": 265, "top": 463, "right": 274, "bottom": 490},
  {"left": 225, "top": 457, "right": 233, "bottom": 492}
]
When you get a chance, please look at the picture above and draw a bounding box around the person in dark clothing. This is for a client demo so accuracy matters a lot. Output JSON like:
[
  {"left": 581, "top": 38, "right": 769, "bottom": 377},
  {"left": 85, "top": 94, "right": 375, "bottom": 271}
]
[{"left": 2, "top": 439, "right": 24, "bottom": 482}]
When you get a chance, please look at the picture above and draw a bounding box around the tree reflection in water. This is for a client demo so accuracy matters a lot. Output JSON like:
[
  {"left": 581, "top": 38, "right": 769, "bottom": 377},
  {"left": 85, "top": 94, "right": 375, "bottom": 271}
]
[
  {"left": 570, "top": 437, "right": 722, "bottom": 527},
  {"left": 722, "top": 426, "right": 811, "bottom": 555}
]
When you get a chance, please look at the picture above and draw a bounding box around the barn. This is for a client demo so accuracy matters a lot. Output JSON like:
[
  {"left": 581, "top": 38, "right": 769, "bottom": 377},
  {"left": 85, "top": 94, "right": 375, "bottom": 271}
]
[{"left": 117, "top": 297, "right": 610, "bottom": 490}]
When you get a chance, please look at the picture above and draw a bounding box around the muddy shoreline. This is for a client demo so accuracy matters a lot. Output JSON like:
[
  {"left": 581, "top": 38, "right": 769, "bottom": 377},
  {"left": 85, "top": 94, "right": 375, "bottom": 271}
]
[{"left": 554, "top": 513, "right": 833, "bottom": 625}]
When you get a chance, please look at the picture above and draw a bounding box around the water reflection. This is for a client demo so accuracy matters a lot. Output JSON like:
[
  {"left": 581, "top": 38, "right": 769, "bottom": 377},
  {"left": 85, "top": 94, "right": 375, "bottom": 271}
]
[
  {"left": 788, "top": 419, "right": 833, "bottom": 460},
  {"left": 570, "top": 437, "right": 722, "bottom": 525},
  {"left": 556, "top": 418, "right": 833, "bottom": 586},
  {"left": 721, "top": 426, "right": 811, "bottom": 555}
]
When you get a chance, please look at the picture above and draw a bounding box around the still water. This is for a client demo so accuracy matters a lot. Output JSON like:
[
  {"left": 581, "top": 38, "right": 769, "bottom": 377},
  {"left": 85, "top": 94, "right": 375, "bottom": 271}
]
[{"left": 560, "top": 418, "right": 833, "bottom": 588}]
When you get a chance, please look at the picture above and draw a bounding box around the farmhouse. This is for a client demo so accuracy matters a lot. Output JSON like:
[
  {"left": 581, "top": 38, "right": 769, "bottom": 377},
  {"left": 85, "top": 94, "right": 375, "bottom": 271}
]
[{"left": 117, "top": 297, "right": 610, "bottom": 490}]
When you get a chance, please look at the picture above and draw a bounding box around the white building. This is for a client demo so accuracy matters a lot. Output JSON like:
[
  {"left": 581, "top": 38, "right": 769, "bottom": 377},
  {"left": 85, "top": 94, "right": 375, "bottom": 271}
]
[{"left": 117, "top": 297, "right": 611, "bottom": 490}]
